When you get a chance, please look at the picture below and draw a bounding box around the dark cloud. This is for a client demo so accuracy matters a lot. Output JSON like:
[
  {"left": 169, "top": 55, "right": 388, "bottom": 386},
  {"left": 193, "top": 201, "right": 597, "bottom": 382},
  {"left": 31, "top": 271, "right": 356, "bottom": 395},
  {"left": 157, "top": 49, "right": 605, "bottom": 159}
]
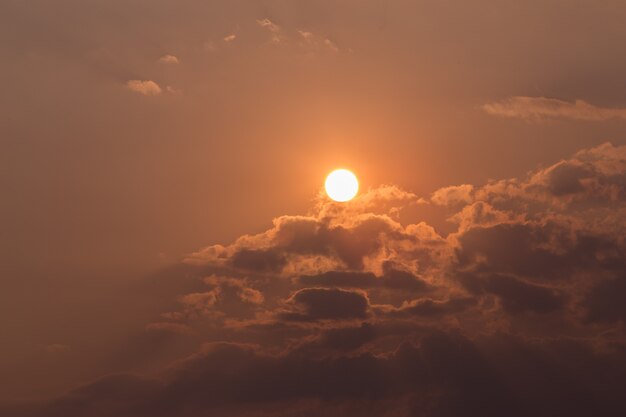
[
  {"left": 544, "top": 162, "right": 589, "bottom": 196},
  {"left": 9, "top": 333, "right": 626, "bottom": 417},
  {"left": 299, "top": 264, "right": 431, "bottom": 293},
  {"left": 460, "top": 273, "right": 564, "bottom": 314},
  {"left": 455, "top": 222, "right": 622, "bottom": 281},
  {"left": 231, "top": 249, "right": 287, "bottom": 273},
  {"left": 23, "top": 374, "right": 165, "bottom": 417},
  {"left": 280, "top": 288, "right": 370, "bottom": 321},
  {"left": 470, "top": 142, "right": 626, "bottom": 207},
  {"left": 312, "top": 322, "right": 378, "bottom": 351}
]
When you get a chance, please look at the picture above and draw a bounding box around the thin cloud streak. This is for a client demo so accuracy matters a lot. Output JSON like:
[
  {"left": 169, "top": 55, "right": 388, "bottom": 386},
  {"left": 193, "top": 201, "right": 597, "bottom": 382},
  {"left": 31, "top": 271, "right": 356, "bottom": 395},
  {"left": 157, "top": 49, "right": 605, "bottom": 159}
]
[{"left": 483, "top": 96, "right": 626, "bottom": 121}]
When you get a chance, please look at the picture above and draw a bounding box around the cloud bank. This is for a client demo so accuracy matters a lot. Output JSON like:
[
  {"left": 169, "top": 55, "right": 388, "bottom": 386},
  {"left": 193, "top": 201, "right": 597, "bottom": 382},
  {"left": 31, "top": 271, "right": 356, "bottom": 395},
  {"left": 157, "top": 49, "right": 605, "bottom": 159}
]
[{"left": 5, "top": 143, "right": 626, "bottom": 417}]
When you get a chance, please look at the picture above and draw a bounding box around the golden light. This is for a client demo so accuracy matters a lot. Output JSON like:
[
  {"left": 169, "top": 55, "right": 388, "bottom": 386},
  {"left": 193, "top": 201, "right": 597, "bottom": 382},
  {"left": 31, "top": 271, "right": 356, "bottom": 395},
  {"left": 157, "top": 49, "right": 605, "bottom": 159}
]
[{"left": 325, "top": 169, "right": 359, "bottom": 202}]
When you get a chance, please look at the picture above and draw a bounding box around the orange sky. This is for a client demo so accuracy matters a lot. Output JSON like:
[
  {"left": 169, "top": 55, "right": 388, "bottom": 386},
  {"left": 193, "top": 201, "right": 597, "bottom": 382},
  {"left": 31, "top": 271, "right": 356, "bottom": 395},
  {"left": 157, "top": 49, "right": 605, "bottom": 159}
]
[{"left": 1, "top": 1, "right": 626, "bottom": 416}]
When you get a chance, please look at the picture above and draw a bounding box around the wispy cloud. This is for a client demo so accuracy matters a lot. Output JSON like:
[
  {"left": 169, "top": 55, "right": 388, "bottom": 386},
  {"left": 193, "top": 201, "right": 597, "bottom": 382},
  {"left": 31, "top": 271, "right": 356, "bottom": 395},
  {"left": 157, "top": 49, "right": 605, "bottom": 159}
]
[
  {"left": 298, "top": 30, "right": 340, "bottom": 53},
  {"left": 482, "top": 96, "right": 626, "bottom": 121},
  {"left": 256, "top": 18, "right": 282, "bottom": 43},
  {"left": 256, "top": 18, "right": 280, "bottom": 33}
]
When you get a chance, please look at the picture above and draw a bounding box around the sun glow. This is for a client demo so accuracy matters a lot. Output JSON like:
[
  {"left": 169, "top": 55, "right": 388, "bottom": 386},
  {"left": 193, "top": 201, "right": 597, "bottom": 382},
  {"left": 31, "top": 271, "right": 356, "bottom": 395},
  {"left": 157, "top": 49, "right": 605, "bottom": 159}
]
[{"left": 325, "top": 169, "right": 359, "bottom": 202}]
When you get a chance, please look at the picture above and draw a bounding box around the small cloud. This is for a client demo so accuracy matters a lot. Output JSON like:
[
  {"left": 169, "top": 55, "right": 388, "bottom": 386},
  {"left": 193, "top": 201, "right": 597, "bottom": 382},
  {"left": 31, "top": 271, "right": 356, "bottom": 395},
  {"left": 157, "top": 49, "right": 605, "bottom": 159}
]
[
  {"left": 257, "top": 18, "right": 280, "bottom": 33},
  {"left": 298, "top": 29, "right": 340, "bottom": 53},
  {"left": 482, "top": 96, "right": 626, "bottom": 122},
  {"left": 158, "top": 54, "right": 179, "bottom": 64},
  {"left": 298, "top": 30, "right": 314, "bottom": 41},
  {"left": 165, "top": 85, "right": 181, "bottom": 95},
  {"left": 323, "top": 39, "right": 340, "bottom": 53},
  {"left": 126, "top": 80, "right": 162, "bottom": 96},
  {"left": 223, "top": 34, "right": 237, "bottom": 43},
  {"left": 257, "top": 18, "right": 282, "bottom": 43}
]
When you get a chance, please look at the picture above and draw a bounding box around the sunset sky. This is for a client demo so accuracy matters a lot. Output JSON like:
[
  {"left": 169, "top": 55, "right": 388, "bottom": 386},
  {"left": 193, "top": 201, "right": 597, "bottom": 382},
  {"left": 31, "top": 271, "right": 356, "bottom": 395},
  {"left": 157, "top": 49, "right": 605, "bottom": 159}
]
[{"left": 2, "top": 1, "right": 626, "bottom": 416}]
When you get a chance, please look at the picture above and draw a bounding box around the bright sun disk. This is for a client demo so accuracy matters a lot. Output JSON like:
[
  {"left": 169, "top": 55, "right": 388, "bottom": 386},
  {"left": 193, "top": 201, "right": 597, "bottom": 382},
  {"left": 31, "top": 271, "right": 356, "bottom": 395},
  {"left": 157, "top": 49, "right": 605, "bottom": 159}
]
[{"left": 325, "top": 169, "right": 359, "bottom": 202}]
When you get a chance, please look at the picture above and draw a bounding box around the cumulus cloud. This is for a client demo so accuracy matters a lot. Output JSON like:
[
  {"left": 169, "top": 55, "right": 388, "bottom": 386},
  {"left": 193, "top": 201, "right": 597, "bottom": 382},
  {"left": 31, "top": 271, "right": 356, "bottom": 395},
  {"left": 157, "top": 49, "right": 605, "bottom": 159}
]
[
  {"left": 482, "top": 96, "right": 626, "bottom": 121},
  {"left": 174, "top": 144, "right": 624, "bottom": 335},
  {"left": 126, "top": 79, "right": 162, "bottom": 96},
  {"left": 431, "top": 184, "right": 474, "bottom": 206},
  {"left": 6, "top": 142, "right": 626, "bottom": 416}
]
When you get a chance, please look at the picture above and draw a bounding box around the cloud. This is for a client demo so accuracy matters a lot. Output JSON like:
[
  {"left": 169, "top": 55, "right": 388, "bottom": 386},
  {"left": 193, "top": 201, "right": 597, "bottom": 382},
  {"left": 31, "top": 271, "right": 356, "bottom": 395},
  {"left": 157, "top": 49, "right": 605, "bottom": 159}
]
[
  {"left": 299, "top": 265, "right": 432, "bottom": 296},
  {"left": 126, "top": 79, "right": 162, "bottom": 96},
  {"left": 172, "top": 143, "right": 624, "bottom": 336},
  {"left": 280, "top": 288, "right": 370, "bottom": 321},
  {"left": 6, "top": 142, "right": 626, "bottom": 416},
  {"left": 383, "top": 296, "right": 477, "bottom": 318},
  {"left": 158, "top": 54, "right": 179, "bottom": 64},
  {"left": 253, "top": 18, "right": 342, "bottom": 53},
  {"left": 10, "top": 333, "right": 626, "bottom": 417},
  {"left": 257, "top": 18, "right": 282, "bottom": 44},
  {"left": 431, "top": 184, "right": 474, "bottom": 206},
  {"left": 482, "top": 96, "right": 626, "bottom": 121},
  {"left": 256, "top": 18, "right": 280, "bottom": 33},
  {"left": 200, "top": 19, "right": 347, "bottom": 56},
  {"left": 460, "top": 273, "right": 564, "bottom": 314},
  {"left": 231, "top": 248, "right": 288, "bottom": 272},
  {"left": 179, "top": 291, "right": 219, "bottom": 315},
  {"left": 297, "top": 30, "right": 340, "bottom": 53},
  {"left": 165, "top": 85, "right": 181, "bottom": 95}
]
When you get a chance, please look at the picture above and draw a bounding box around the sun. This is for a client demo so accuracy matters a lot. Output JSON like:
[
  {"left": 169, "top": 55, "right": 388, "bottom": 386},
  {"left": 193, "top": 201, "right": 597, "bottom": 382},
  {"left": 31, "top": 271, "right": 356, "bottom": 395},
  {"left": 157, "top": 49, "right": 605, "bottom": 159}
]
[{"left": 325, "top": 169, "right": 359, "bottom": 202}]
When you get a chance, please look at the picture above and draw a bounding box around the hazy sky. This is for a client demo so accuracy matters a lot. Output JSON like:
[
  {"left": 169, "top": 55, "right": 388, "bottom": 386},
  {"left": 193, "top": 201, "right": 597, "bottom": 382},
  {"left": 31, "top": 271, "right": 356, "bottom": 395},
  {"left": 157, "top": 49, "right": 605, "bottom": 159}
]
[{"left": 1, "top": 1, "right": 626, "bottom": 416}]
